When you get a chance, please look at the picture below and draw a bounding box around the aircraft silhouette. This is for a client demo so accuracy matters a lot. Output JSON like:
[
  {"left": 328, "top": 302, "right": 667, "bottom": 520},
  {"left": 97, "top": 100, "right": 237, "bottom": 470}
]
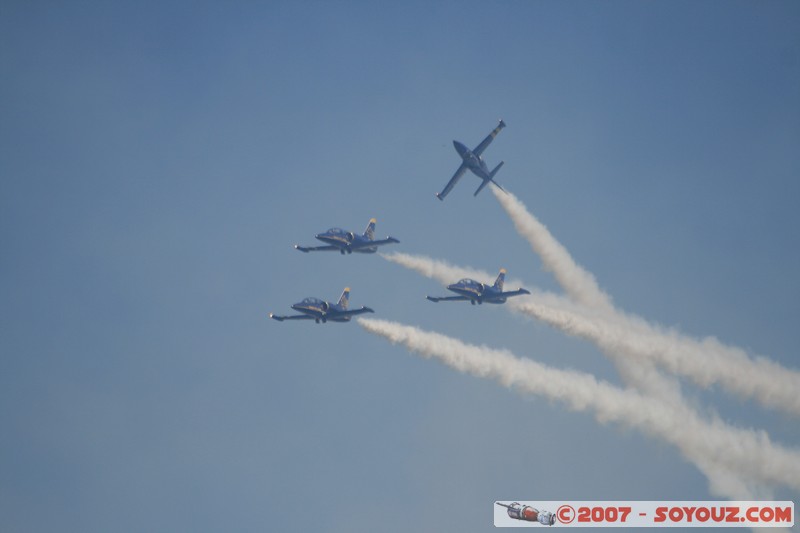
[
  {"left": 270, "top": 287, "right": 374, "bottom": 323},
  {"left": 295, "top": 218, "right": 399, "bottom": 255},
  {"left": 436, "top": 120, "right": 507, "bottom": 200},
  {"left": 426, "top": 268, "right": 530, "bottom": 305}
]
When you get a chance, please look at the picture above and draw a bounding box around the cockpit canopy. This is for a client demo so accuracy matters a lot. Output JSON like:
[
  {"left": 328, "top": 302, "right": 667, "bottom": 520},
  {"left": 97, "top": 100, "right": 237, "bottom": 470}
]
[
  {"left": 457, "top": 278, "right": 477, "bottom": 286},
  {"left": 299, "top": 297, "right": 324, "bottom": 306},
  {"left": 326, "top": 227, "right": 346, "bottom": 235}
]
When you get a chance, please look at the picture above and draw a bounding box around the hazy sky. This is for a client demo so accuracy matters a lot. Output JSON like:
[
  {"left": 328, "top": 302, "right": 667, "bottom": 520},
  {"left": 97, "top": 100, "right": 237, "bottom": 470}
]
[{"left": 2, "top": 2, "right": 798, "bottom": 532}]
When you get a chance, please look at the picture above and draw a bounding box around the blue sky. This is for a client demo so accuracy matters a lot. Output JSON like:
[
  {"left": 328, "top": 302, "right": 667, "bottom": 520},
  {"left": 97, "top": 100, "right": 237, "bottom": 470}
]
[{"left": 1, "top": 2, "right": 798, "bottom": 531}]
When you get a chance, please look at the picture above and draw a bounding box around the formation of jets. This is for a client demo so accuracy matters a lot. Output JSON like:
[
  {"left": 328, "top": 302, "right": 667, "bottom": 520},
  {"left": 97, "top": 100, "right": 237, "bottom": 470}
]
[{"left": 270, "top": 120, "right": 527, "bottom": 324}]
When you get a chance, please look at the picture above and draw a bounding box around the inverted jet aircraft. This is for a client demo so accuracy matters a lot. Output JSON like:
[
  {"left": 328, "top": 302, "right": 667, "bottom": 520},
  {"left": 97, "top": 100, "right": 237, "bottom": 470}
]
[
  {"left": 294, "top": 218, "right": 399, "bottom": 254},
  {"left": 436, "top": 120, "right": 507, "bottom": 200},
  {"left": 270, "top": 287, "right": 374, "bottom": 323},
  {"left": 426, "top": 268, "right": 530, "bottom": 305}
]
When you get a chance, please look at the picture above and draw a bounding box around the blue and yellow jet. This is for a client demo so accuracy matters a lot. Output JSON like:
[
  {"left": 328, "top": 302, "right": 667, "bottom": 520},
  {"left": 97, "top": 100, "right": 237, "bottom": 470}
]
[
  {"left": 294, "top": 218, "right": 399, "bottom": 255},
  {"left": 269, "top": 287, "right": 374, "bottom": 323},
  {"left": 426, "top": 269, "right": 530, "bottom": 305},
  {"left": 436, "top": 120, "right": 507, "bottom": 200}
]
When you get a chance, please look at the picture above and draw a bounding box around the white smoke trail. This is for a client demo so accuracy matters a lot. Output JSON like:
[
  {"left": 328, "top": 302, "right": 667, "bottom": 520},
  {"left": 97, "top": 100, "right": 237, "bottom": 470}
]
[
  {"left": 382, "top": 250, "right": 800, "bottom": 415},
  {"left": 378, "top": 249, "right": 796, "bottom": 501},
  {"left": 490, "top": 186, "right": 799, "bottom": 508},
  {"left": 511, "top": 299, "right": 800, "bottom": 416},
  {"left": 492, "top": 188, "right": 800, "bottom": 416},
  {"left": 492, "top": 187, "right": 614, "bottom": 312},
  {"left": 359, "top": 318, "right": 800, "bottom": 492},
  {"left": 379, "top": 252, "right": 494, "bottom": 287},
  {"left": 383, "top": 195, "right": 799, "bottom": 500}
]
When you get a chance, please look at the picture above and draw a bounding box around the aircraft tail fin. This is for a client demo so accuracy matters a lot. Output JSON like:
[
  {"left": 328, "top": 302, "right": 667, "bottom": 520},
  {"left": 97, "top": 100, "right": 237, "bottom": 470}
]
[
  {"left": 490, "top": 160, "right": 504, "bottom": 178},
  {"left": 363, "top": 218, "right": 376, "bottom": 240},
  {"left": 337, "top": 287, "right": 351, "bottom": 309},
  {"left": 493, "top": 269, "right": 506, "bottom": 291},
  {"left": 474, "top": 161, "right": 505, "bottom": 196}
]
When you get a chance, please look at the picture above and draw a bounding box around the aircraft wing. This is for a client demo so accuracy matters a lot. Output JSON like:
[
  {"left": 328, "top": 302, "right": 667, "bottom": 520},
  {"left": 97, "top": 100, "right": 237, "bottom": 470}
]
[
  {"left": 436, "top": 163, "right": 467, "bottom": 201},
  {"left": 294, "top": 244, "right": 340, "bottom": 253},
  {"left": 472, "top": 120, "right": 506, "bottom": 157},
  {"left": 330, "top": 306, "right": 375, "bottom": 318},
  {"left": 366, "top": 237, "right": 400, "bottom": 247},
  {"left": 497, "top": 289, "right": 531, "bottom": 299},
  {"left": 426, "top": 295, "right": 471, "bottom": 302},
  {"left": 269, "top": 313, "right": 315, "bottom": 322}
]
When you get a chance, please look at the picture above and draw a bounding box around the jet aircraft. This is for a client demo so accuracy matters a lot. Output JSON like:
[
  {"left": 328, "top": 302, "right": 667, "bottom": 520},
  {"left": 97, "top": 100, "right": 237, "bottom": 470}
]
[
  {"left": 436, "top": 120, "right": 507, "bottom": 200},
  {"left": 294, "top": 218, "right": 399, "bottom": 254},
  {"left": 269, "top": 287, "right": 374, "bottom": 323},
  {"left": 496, "top": 502, "right": 556, "bottom": 526},
  {"left": 426, "top": 268, "right": 530, "bottom": 305}
]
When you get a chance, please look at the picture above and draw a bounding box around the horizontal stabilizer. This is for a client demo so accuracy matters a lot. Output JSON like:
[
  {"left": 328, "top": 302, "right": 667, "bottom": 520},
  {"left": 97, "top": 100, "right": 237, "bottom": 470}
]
[
  {"left": 371, "top": 236, "right": 400, "bottom": 246},
  {"left": 474, "top": 178, "right": 491, "bottom": 197},
  {"left": 474, "top": 162, "right": 505, "bottom": 196},
  {"left": 335, "top": 306, "right": 375, "bottom": 318},
  {"left": 498, "top": 288, "right": 531, "bottom": 299},
  {"left": 490, "top": 160, "right": 504, "bottom": 178}
]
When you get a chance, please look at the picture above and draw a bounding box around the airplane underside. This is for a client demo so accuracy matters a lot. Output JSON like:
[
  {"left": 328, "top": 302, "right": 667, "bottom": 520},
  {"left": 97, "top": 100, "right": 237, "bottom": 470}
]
[
  {"left": 313, "top": 316, "right": 350, "bottom": 323},
  {"left": 333, "top": 247, "right": 377, "bottom": 254},
  {"left": 468, "top": 298, "right": 505, "bottom": 305}
]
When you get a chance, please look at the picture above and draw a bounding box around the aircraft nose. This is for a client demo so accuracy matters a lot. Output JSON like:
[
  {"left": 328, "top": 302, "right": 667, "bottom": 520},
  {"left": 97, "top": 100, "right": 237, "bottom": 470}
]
[{"left": 453, "top": 141, "right": 467, "bottom": 156}]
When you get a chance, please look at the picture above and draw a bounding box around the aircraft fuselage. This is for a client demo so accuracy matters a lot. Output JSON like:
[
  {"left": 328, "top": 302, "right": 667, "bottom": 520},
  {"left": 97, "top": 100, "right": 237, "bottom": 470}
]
[
  {"left": 314, "top": 228, "right": 378, "bottom": 254},
  {"left": 447, "top": 280, "right": 507, "bottom": 304},
  {"left": 271, "top": 288, "right": 374, "bottom": 323},
  {"left": 290, "top": 298, "right": 350, "bottom": 323},
  {"left": 453, "top": 141, "right": 492, "bottom": 180}
]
